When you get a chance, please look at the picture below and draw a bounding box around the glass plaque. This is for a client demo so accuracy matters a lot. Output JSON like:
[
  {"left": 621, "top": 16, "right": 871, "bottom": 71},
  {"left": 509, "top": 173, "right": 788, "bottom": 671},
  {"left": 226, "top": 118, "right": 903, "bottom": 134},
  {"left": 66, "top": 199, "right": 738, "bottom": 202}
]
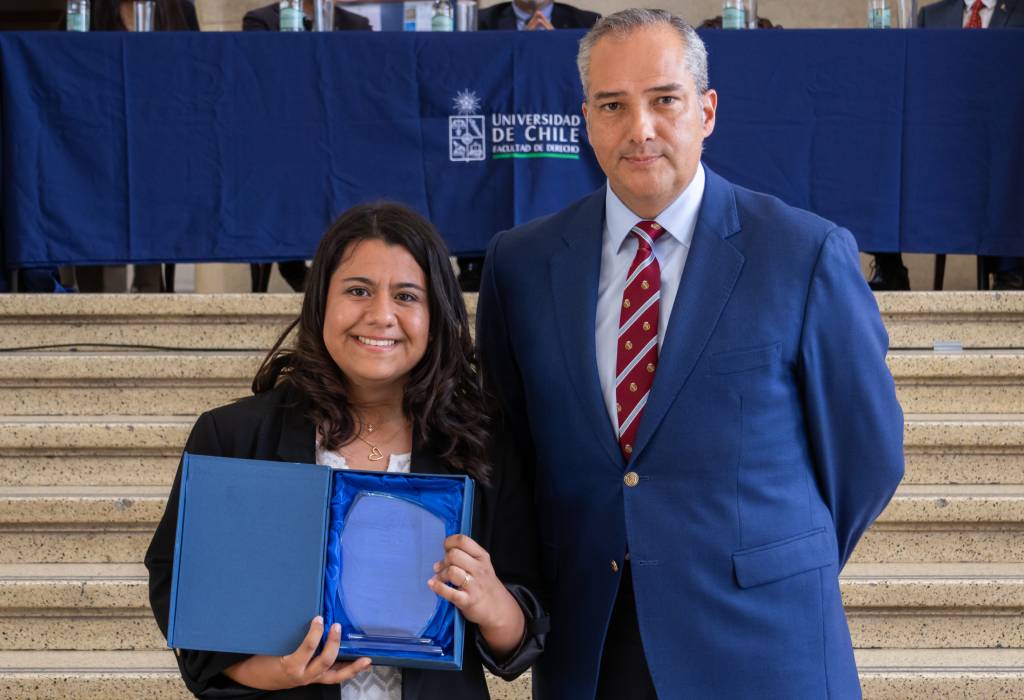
[{"left": 338, "top": 492, "right": 446, "bottom": 653}]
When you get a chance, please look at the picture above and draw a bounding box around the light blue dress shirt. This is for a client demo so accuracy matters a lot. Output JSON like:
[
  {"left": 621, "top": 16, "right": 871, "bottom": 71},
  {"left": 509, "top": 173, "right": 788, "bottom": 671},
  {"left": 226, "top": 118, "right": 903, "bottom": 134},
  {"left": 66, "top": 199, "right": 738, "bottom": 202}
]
[{"left": 596, "top": 163, "right": 706, "bottom": 432}]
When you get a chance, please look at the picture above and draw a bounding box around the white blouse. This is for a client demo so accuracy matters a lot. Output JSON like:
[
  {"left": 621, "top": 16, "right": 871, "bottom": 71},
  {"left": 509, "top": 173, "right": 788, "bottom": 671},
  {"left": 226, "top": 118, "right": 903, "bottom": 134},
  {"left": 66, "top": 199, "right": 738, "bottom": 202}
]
[{"left": 315, "top": 443, "right": 410, "bottom": 700}]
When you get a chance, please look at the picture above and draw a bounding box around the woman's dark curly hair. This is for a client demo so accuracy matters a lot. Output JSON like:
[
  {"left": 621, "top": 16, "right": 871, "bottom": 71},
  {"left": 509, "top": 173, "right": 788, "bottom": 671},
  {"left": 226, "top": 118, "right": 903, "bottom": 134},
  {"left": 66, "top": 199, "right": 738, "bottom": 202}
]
[{"left": 252, "top": 202, "right": 490, "bottom": 484}]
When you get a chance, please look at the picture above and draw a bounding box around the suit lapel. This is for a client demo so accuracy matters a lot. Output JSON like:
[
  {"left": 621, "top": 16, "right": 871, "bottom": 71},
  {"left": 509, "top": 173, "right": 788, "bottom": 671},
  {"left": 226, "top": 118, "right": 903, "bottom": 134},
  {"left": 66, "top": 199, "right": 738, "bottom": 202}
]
[
  {"left": 991, "top": 0, "right": 1017, "bottom": 26},
  {"left": 551, "top": 4, "right": 571, "bottom": 29},
  {"left": 936, "top": 0, "right": 964, "bottom": 26},
  {"left": 630, "top": 167, "right": 745, "bottom": 463},
  {"left": 497, "top": 6, "right": 518, "bottom": 30},
  {"left": 549, "top": 187, "right": 623, "bottom": 469}
]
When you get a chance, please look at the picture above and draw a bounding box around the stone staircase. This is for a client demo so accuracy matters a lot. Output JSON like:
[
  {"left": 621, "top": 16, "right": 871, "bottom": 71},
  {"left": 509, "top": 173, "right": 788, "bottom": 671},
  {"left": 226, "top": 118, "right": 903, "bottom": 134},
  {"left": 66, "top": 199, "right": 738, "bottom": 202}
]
[{"left": 1, "top": 292, "right": 1022, "bottom": 699}]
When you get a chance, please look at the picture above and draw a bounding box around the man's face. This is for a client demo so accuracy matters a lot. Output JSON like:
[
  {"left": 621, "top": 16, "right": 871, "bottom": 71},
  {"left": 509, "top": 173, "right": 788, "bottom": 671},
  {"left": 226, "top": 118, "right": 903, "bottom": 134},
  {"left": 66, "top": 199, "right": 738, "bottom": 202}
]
[{"left": 582, "top": 25, "right": 717, "bottom": 219}]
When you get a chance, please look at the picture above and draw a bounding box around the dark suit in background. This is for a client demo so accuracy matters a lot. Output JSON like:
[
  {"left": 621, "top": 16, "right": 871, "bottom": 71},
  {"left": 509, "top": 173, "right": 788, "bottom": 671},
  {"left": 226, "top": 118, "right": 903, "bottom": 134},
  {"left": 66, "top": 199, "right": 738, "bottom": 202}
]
[
  {"left": 477, "top": 1, "right": 600, "bottom": 30},
  {"left": 919, "top": 0, "right": 1022, "bottom": 26},
  {"left": 242, "top": 4, "right": 370, "bottom": 292},
  {"left": 242, "top": 2, "right": 371, "bottom": 32}
]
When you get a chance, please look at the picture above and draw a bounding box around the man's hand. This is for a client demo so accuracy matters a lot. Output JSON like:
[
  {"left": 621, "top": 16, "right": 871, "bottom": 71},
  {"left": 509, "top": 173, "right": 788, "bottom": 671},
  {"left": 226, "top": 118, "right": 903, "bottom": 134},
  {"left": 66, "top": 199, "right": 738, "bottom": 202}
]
[
  {"left": 525, "top": 11, "right": 554, "bottom": 30},
  {"left": 223, "top": 617, "right": 371, "bottom": 690}
]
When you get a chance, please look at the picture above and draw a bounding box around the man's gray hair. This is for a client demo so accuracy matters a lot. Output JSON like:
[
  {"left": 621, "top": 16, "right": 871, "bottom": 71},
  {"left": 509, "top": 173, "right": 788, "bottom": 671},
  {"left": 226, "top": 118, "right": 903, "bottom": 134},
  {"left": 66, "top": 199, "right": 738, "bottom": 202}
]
[{"left": 577, "top": 9, "right": 709, "bottom": 100}]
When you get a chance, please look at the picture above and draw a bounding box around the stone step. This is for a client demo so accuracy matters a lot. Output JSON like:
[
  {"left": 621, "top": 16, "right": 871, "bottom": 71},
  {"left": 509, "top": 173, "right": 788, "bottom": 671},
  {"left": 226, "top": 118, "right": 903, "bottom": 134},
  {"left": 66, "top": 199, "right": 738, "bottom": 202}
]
[
  {"left": 1, "top": 560, "right": 1022, "bottom": 650},
  {"left": 903, "top": 415, "right": 1024, "bottom": 486},
  {"left": 0, "top": 294, "right": 299, "bottom": 352},
  {"left": 0, "top": 486, "right": 166, "bottom": 564},
  {"left": 0, "top": 410, "right": 1022, "bottom": 490},
  {"left": 0, "top": 348, "right": 1021, "bottom": 416},
  {"left": 0, "top": 651, "right": 192, "bottom": 700},
  {"left": 41, "top": 413, "right": 1003, "bottom": 491},
  {"left": 856, "top": 648, "right": 1024, "bottom": 699},
  {"left": 855, "top": 484, "right": 1024, "bottom": 563},
  {"left": 877, "top": 291, "right": 1024, "bottom": 349},
  {"left": 1, "top": 415, "right": 1019, "bottom": 487},
  {"left": 0, "top": 649, "right": 1019, "bottom": 700},
  {"left": 0, "top": 417, "right": 189, "bottom": 487},
  {"left": 0, "top": 352, "right": 260, "bottom": 416},
  {"left": 843, "top": 563, "right": 1024, "bottom": 650},
  {"left": 889, "top": 351, "right": 1024, "bottom": 414},
  {"left": 2, "top": 480, "right": 1023, "bottom": 564},
  {"left": 1, "top": 292, "right": 1022, "bottom": 352}
]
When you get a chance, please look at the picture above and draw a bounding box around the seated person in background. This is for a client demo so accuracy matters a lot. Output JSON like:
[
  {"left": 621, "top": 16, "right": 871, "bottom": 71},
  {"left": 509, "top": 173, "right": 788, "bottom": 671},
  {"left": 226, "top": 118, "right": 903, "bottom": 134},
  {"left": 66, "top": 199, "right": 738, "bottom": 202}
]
[
  {"left": 698, "top": 15, "right": 781, "bottom": 28},
  {"left": 243, "top": 0, "right": 371, "bottom": 32},
  {"left": 243, "top": 2, "right": 370, "bottom": 292},
  {"left": 146, "top": 202, "right": 546, "bottom": 699},
  {"left": 869, "top": 0, "right": 1023, "bottom": 291},
  {"left": 477, "top": 0, "right": 600, "bottom": 30},
  {"left": 456, "top": 0, "right": 600, "bottom": 292}
]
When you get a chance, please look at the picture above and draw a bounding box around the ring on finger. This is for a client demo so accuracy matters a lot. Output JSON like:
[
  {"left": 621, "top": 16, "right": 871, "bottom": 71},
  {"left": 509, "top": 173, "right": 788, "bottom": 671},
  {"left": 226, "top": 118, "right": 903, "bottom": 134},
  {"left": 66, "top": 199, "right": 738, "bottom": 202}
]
[{"left": 462, "top": 572, "right": 473, "bottom": 587}]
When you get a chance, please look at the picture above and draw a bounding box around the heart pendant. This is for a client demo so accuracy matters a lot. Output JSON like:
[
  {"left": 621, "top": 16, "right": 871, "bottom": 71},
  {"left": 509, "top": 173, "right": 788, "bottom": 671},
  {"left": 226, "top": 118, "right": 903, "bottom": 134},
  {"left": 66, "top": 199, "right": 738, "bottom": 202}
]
[{"left": 368, "top": 446, "right": 384, "bottom": 461}]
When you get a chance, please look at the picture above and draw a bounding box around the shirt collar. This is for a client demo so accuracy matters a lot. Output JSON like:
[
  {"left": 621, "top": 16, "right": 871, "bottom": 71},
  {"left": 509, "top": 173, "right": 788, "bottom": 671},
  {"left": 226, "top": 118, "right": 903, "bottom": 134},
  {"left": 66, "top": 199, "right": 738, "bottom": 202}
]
[
  {"left": 964, "top": 0, "right": 996, "bottom": 9},
  {"left": 604, "top": 163, "right": 706, "bottom": 254},
  {"left": 513, "top": 2, "right": 554, "bottom": 28}
]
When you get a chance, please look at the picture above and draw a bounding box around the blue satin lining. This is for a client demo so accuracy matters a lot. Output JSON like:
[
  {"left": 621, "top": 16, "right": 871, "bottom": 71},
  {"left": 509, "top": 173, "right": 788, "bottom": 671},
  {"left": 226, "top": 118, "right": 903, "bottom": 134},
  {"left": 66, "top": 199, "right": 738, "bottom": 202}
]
[{"left": 323, "top": 472, "right": 462, "bottom": 661}]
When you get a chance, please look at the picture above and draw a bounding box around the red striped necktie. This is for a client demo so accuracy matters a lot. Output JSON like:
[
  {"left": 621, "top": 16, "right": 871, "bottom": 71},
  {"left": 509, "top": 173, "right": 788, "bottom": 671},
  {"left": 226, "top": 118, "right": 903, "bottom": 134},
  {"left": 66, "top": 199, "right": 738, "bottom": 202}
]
[
  {"left": 966, "top": 0, "right": 984, "bottom": 28},
  {"left": 615, "top": 220, "right": 665, "bottom": 461}
]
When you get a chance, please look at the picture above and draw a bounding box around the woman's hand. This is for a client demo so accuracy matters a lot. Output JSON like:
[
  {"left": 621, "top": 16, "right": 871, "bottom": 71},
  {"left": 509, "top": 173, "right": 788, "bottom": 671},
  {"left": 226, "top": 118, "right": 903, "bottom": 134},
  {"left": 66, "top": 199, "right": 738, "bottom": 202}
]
[
  {"left": 428, "top": 534, "right": 526, "bottom": 657},
  {"left": 223, "top": 616, "right": 371, "bottom": 690}
]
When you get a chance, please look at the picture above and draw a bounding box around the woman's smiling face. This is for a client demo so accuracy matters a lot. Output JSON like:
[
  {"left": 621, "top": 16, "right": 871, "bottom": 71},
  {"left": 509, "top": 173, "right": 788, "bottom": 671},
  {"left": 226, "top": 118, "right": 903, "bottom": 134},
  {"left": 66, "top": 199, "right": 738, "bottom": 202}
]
[{"left": 322, "top": 239, "right": 430, "bottom": 397}]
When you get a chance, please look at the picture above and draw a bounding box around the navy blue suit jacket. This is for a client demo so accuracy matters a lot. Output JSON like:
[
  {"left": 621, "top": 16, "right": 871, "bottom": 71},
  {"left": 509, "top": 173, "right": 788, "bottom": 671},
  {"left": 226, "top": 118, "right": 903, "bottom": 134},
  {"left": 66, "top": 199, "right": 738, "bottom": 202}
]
[
  {"left": 477, "top": 166, "right": 905, "bottom": 698},
  {"left": 918, "top": 0, "right": 1022, "bottom": 26}
]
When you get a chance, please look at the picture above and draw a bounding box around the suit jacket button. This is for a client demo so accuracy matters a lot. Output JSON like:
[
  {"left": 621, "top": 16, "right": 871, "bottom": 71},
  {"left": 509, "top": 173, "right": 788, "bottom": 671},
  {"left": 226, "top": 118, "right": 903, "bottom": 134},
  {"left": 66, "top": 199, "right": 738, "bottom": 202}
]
[
  {"left": 610, "top": 560, "right": 619, "bottom": 573},
  {"left": 624, "top": 471, "right": 639, "bottom": 487}
]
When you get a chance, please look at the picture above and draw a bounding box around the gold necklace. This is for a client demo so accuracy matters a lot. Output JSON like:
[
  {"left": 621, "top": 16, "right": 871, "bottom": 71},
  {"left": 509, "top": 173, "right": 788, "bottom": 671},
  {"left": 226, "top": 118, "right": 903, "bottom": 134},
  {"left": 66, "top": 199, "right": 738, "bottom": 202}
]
[
  {"left": 353, "top": 432, "right": 384, "bottom": 462},
  {"left": 351, "top": 420, "right": 408, "bottom": 462}
]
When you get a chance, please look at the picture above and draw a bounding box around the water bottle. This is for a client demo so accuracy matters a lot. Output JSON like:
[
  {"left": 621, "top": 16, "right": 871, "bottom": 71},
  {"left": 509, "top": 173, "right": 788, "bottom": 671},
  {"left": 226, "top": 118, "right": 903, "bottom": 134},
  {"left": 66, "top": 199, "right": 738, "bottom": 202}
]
[
  {"left": 66, "top": 0, "right": 90, "bottom": 31},
  {"left": 722, "top": 0, "right": 746, "bottom": 29},
  {"left": 133, "top": 0, "right": 155, "bottom": 32},
  {"left": 896, "top": 0, "right": 918, "bottom": 27},
  {"left": 313, "top": 0, "right": 334, "bottom": 31},
  {"left": 279, "top": 0, "right": 305, "bottom": 32},
  {"left": 868, "top": 0, "right": 892, "bottom": 28},
  {"left": 432, "top": 0, "right": 454, "bottom": 31}
]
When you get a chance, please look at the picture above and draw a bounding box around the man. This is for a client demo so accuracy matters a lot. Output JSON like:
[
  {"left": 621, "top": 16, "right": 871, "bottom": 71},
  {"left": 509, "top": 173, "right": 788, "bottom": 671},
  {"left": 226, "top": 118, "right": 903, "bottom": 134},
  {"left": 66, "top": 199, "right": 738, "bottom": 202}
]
[
  {"left": 455, "top": 0, "right": 600, "bottom": 293},
  {"left": 870, "top": 0, "right": 1024, "bottom": 290},
  {"left": 477, "top": 0, "right": 599, "bottom": 31},
  {"left": 919, "top": 0, "right": 1021, "bottom": 27},
  {"left": 477, "top": 9, "right": 905, "bottom": 698}
]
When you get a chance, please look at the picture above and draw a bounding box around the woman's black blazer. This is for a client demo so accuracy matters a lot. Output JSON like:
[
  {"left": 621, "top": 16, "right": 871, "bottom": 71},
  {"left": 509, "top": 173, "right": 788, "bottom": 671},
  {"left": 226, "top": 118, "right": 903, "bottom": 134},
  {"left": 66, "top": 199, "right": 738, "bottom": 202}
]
[{"left": 145, "top": 381, "right": 548, "bottom": 699}]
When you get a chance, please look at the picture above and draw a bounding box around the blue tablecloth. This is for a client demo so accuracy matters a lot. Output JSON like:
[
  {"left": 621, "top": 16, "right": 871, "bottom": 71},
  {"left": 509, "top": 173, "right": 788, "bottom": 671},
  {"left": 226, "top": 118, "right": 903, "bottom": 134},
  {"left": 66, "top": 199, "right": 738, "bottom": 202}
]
[{"left": 1, "top": 29, "right": 1021, "bottom": 271}]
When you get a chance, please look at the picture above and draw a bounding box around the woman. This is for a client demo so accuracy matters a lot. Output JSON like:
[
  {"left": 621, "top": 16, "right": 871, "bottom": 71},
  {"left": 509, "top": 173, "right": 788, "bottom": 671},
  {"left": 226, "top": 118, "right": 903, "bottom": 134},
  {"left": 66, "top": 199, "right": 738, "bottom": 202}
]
[{"left": 145, "top": 203, "right": 546, "bottom": 699}]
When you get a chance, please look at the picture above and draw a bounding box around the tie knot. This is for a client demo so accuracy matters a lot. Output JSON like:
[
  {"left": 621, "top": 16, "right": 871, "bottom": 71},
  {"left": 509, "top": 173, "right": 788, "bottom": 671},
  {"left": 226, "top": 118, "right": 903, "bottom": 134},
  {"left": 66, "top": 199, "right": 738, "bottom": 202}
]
[
  {"left": 631, "top": 220, "right": 665, "bottom": 250},
  {"left": 971, "top": 0, "right": 984, "bottom": 8}
]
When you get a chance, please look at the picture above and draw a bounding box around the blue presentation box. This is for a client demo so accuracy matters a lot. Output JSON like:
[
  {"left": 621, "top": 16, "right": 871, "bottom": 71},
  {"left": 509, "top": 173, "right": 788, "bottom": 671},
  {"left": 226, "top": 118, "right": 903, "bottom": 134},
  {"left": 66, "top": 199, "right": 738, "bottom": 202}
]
[{"left": 167, "top": 453, "right": 474, "bottom": 671}]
